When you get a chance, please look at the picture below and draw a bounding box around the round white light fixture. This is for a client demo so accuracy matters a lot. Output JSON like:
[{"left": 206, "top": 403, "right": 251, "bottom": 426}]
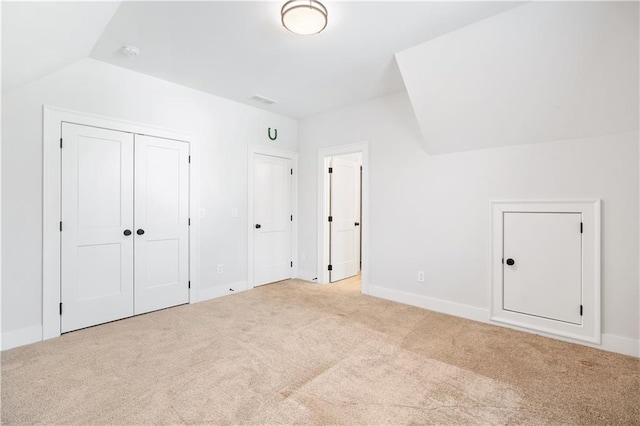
[{"left": 281, "top": 0, "right": 328, "bottom": 35}]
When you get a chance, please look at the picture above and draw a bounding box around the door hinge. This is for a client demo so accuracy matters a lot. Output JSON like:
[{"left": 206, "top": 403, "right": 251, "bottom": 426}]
[
  {"left": 580, "top": 305, "right": 583, "bottom": 316},
  {"left": 580, "top": 222, "right": 583, "bottom": 233},
  {"left": 188, "top": 218, "right": 191, "bottom": 226},
  {"left": 59, "top": 302, "right": 62, "bottom": 315},
  {"left": 501, "top": 258, "right": 504, "bottom": 264},
  {"left": 290, "top": 168, "right": 293, "bottom": 175},
  {"left": 60, "top": 138, "right": 63, "bottom": 149},
  {"left": 188, "top": 281, "right": 191, "bottom": 289},
  {"left": 59, "top": 221, "right": 62, "bottom": 232},
  {"left": 328, "top": 216, "right": 333, "bottom": 222},
  {"left": 328, "top": 264, "right": 333, "bottom": 271},
  {"left": 290, "top": 214, "right": 293, "bottom": 221},
  {"left": 360, "top": 165, "right": 363, "bottom": 171},
  {"left": 188, "top": 155, "right": 191, "bottom": 164},
  {"left": 328, "top": 167, "right": 333, "bottom": 174},
  {"left": 290, "top": 261, "right": 293, "bottom": 267}
]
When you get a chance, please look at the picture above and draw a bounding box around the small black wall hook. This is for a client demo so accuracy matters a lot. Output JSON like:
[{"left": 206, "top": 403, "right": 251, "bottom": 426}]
[{"left": 268, "top": 128, "right": 278, "bottom": 141}]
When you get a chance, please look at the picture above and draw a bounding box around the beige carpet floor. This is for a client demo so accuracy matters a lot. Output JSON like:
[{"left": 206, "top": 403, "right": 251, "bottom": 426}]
[{"left": 2, "top": 276, "right": 639, "bottom": 425}]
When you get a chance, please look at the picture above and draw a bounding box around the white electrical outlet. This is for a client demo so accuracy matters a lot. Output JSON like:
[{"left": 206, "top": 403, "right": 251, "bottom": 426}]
[
  {"left": 217, "top": 264, "right": 224, "bottom": 274},
  {"left": 417, "top": 271, "right": 425, "bottom": 282}
]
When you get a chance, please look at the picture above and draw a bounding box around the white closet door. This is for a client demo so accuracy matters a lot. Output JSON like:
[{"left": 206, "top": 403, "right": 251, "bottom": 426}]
[
  {"left": 61, "top": 123, "right": 134, "bottom": 332},
  {"left": 253, "top": 154, "right": 292, "bottom": 286},
  {"left": 134, "top": 135, "right": 190, "bottom": 315},
  {"left": 503, "top": 212, "right": 582, "bottom": 324},
  {"left": 330, "top": 156, "right": 360, "bottom": 282}
]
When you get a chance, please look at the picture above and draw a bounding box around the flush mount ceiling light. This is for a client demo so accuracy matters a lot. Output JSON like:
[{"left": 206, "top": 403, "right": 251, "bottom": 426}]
[{"left": 281, "top": 0, "right": 328, "bottom": 35}]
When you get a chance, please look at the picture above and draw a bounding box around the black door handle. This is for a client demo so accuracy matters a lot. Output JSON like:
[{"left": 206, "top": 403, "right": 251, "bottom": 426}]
[
  {"left": 255, "top": 224, "right": 261, "bottom": 229},
  {"left": 137, "top": 229, "right": 145, "bottom": 235},
  {"left": 506, "top": 258, "right": 515, "bottom": 266},
  {"left": 123, "top": 229, "right": 132, "bottom": 236},
  {"left": 355, "top": 222, "right": 360, "bottom": 226}
]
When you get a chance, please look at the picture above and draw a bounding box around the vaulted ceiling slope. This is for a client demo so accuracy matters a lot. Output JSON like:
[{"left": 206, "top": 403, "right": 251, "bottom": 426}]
[
  {"left": 2, "top": 1, "right": 521, "bottom": 119},
  {"left": 396, "top": 1, "right": 639, "bottom": 154},
  {"left": 1, "top": 1, "right": 121, "bottom": 92}
]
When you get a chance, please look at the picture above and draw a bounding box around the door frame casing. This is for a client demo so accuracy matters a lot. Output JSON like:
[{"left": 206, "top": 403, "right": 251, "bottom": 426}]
[
  {"left": 247, "top": 145, "right": 298, "bottom": 289},
  {"left": 489, "top": 200, "right": 601, "bottom": 344},
  {"left": 43, "top": 106, "right": 198, "bottom": 341},
  {"left": 317, "top": 142, "right": 370, "bottom": 293}
]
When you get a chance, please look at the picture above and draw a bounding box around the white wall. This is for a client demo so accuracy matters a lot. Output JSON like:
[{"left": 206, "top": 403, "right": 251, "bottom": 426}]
[
  {"left": 298, "top": 91, "right": 639, "bottom": 355},
  {"left": 396, "top": 1, "right": 639, "bottom": 155},
  {"left": 1, "top": 58, "right": 297, "bottom": 345}
]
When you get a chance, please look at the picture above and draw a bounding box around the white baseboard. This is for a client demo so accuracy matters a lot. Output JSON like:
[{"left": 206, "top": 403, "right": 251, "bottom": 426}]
[
  {"left": 368, "top": 285, "right": 639, "bottom": 358},
  {"left": 2, "top": 325, "right": 43, "bottom": 351},
  {"left": 368, "top": 285, "right": 488, "bottom": 323},
  {"left": 197, "top": 281, "right": 248, "bottom": 303},
  {"left": 295, "top": 270, "right": 319, "bottom": 283},
  {"left": 601, "top": 333, "right": 640, "bottom": 357},
  {"left": 491, "top": 320, "right": 640, "bottom": 357},
  {"left": 4, "top": 286, "right": 637, "bottom": 358}
]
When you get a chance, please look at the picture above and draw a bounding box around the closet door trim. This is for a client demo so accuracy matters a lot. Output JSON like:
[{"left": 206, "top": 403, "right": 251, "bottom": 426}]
[{"left": 43, "top": 106, "right": 198, "bottom": 341}]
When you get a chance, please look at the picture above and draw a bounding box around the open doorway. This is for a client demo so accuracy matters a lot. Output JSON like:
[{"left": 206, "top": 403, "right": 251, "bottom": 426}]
[{"left": 317, "top": 142, "right": 369, "bottom": 293}]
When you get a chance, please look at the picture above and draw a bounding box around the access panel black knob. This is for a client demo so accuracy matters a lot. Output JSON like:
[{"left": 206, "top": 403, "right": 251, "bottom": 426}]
[
  {"left": 136, "top": 229, "right": 145, "bottom": 235},
  {"left": 255, "top": 224, "right": 261, "bottom": 229},
  {"left": 355, "top": 222, "right": 360, "bottom": 226},
  {"left": 506, "top": 258, "right": 515, "bottom": 266},
  {"left": 123, "top": 229, "right": 132, "bottom": 236}
]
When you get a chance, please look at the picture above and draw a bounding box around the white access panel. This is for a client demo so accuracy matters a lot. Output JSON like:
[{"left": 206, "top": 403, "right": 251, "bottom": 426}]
[
  {"left": 330, "top": 156, "right": 361, "bottom": 282},
  {"left": 134, "top": 135, "right": 190, "bottom": 315},
  {"left": 503, "top": 212, "right": 582, "bottom": 324},
  {"left": 253, "top": 154, "right": 292, "bottom": 286},
  {"left": 61, "top": 123, "right": 135, "bottom": 332}
]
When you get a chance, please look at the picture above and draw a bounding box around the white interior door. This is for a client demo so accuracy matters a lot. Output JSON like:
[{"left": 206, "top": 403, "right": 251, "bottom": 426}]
[
  {"left": 134, "top": 135, "right": 190, "bottom": 315},
  {"left": 330, "top": 155, "right": 361, "bottom": 282},
  {"left": 61, "top": 123, "right": 134, "bottom": 332},
  {"left": 503, "top": 212, "right": 582, "bottom": 324},
  {"left": 253, "top": 154, "right": 292, "bottom": 286}
]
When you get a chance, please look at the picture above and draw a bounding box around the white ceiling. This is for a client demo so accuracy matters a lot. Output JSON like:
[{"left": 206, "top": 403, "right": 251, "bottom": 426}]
[{"left": 3, "top": 1, "right": 522, "bottom": 119}]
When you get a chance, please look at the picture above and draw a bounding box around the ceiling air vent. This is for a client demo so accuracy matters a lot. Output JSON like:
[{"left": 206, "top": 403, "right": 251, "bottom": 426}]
[{"left": 249, "top": 94, "right": 277, "bottom": 105}]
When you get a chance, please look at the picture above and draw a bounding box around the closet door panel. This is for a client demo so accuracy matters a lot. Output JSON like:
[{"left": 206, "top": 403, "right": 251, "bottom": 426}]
[
  {"left": 61, "top": 123, "right": 134, "bottom": 332},
  {"left": 134, "top": 135, "right": 189, "bottom": 315}
]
